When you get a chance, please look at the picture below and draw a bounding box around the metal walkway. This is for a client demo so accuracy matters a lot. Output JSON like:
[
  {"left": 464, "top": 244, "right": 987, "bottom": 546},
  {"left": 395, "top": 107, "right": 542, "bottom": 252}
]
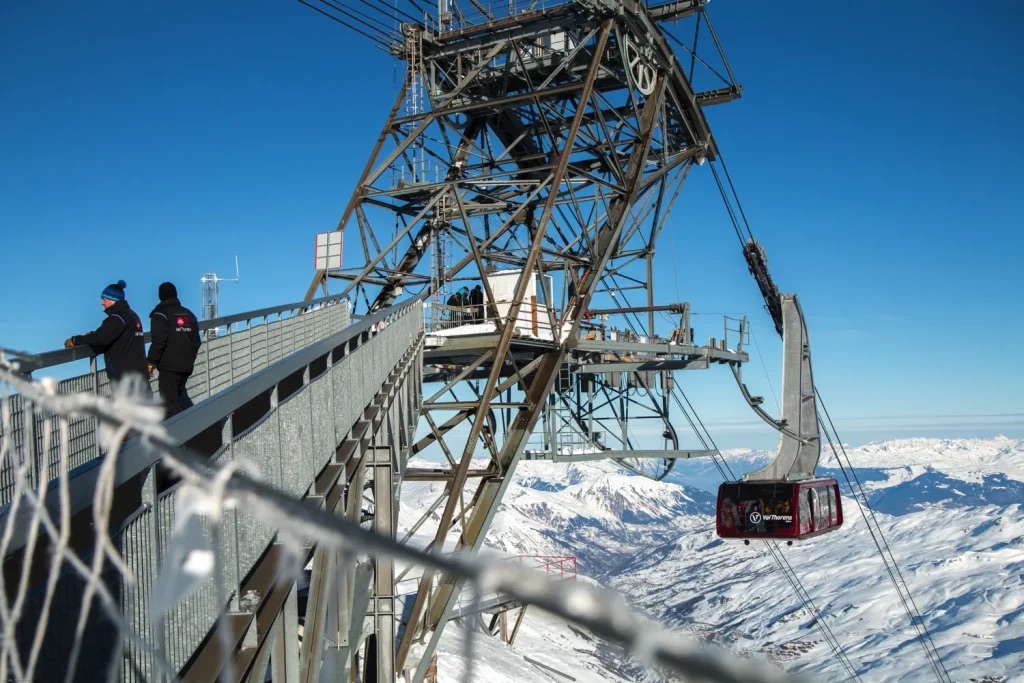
[{"left": 1, "top": 296, "right": 425, "bottom": 682}]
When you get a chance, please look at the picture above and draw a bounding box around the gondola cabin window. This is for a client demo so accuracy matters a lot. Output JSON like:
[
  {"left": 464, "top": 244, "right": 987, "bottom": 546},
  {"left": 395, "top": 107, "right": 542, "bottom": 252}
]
[
  {"left": 716, "top": 478, "right": 843, "bottom": 541},
  {"left": 799, "top": 486, "right": 813, "bottom": 536}
]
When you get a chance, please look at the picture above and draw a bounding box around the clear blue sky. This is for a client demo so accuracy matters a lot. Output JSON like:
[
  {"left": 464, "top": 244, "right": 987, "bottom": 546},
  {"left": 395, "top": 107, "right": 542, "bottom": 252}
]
[{"left": 1, "top": 1, "right": 1021, "bottom": 448}]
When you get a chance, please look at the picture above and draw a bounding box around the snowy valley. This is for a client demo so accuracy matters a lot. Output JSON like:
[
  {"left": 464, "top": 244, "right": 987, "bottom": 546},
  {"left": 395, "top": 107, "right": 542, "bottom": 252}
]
[{"left": 400, "top": 437, "right": 1024, "bottom": 682}]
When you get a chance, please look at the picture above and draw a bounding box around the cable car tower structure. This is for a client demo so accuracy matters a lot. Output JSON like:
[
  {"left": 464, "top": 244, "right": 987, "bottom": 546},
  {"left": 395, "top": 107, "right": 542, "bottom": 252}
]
[{"left": 302, "top": 0, "right": 763, "bottom": 680}]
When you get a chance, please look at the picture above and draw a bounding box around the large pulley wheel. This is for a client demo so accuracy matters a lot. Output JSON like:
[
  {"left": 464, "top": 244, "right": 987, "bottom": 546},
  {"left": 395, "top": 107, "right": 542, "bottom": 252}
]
[
  {"left": 615, "top": 419, "right": 677, "bottom": 481},
  {"left": 622, "top": 34, "right": 656, "bottom": 96},
  {"left": 615, "top": 456, "right": 675, "bottom": 481}
]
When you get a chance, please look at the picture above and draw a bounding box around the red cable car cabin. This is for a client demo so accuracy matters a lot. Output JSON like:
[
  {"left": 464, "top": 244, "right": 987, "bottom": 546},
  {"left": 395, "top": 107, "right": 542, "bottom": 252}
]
[{"left": 716, "top": 478, "right": 843, "bottom": 541}]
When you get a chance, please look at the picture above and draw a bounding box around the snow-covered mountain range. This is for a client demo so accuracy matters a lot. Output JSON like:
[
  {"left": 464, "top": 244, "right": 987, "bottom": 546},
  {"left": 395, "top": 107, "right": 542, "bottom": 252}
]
[{"left": 400, "top": 436, "right": 1024, "bottom": 682}]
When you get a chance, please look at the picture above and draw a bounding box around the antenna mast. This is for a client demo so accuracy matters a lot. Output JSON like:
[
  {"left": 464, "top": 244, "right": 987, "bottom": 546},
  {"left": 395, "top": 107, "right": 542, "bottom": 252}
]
[{"left": 200, "top": 256, "right": 241, "bottom": 338}]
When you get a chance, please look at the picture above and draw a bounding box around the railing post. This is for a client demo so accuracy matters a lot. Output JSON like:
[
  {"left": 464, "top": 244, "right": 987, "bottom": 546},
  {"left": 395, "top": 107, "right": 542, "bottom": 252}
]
[
  {"left": 299, "top": 307, "right": 306, "bottom": 354},
  {"left": 23, "top": 373, "right": 42, "bottom": 488},
  {"left": 141, "top": 468, "right": 168, "bottom": 682},
  {"left": 328, "top": 339, "right": 341, "bottom": 451},
  {"left": 89, "top": 356, "right": 99, "bottom": 394},
  {"left": 247, "top": 319, "right": 255, "bottom": 380},
  {"left": 262, "top": 315, "right": 270, "bottom": 372},
  {"left": 221, "top": 415, "right": 242, "bottom": 612},
  {"left": 89, "top": 356, "right": 102, "bottom": 460},
  {"left": 271, "top": 384, "right": 283, "bottom": 488},
  {"left": 227, "top": 328, "right": 235, "bottom": 386},
  {"left": 202, "top": 338, "right": 211, "bottom": 402},
  {"left": 277, "top": 312, "right": 285, "bottom": 361},
  {"left": 271, "top": 583, "right": 300, "bottom": 682}
]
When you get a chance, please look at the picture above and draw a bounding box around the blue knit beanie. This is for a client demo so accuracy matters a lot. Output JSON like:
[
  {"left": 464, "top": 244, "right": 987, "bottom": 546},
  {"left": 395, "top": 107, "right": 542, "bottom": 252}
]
[{"left": 101, "top": 280, "right": 127, "bottom": 302}]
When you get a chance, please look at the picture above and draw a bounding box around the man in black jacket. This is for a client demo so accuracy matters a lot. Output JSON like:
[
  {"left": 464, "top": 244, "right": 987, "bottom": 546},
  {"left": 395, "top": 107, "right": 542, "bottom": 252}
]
[
  {"left": 469, "top": 284, "right": 484, "bottom": 322},
  {"left": 147, "top": 282, "right": 201, "bottom": 418},
  {"left": 445, "top": 289, "right": 465, "bottom": 328},
  {"left": 65, "top": 279, "right": 149, "bottom": 384}
]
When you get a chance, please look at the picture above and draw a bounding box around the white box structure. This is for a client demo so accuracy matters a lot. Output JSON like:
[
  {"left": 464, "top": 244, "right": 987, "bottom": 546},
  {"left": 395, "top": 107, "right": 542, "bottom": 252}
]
[
  {"left": 315, "top": 232, "right": 343, "bottom": 270},
  {"left": 485, "top": 269, "right": 555, "bottom": 338}
]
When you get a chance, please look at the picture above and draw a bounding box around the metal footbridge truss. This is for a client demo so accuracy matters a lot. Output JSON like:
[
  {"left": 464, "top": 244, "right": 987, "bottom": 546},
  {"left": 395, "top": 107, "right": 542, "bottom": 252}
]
[{"left": 0, "top": 1, "right": 772, "bottom": 681}]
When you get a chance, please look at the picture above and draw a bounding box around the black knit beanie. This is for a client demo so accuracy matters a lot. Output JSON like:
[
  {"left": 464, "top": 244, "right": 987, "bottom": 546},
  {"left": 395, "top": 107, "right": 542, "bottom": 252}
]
[{"left": 158, "top": 282, "right": 178, "bottom": 301}]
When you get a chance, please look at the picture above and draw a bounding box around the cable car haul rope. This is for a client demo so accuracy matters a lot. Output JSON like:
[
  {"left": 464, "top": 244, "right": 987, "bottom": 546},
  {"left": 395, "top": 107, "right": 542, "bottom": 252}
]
[{"left": 707, "top": 150, "right": 953, "bottom": 682}]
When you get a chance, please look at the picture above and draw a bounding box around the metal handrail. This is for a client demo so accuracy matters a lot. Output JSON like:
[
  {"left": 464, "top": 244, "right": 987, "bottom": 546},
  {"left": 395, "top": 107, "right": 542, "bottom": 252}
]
[{"left": 3, "top": 291, "right": 351, "bottom": 374}]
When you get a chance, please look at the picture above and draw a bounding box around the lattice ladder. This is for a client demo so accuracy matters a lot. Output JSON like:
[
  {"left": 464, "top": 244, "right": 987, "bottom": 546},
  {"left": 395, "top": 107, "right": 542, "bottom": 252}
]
[
  {"left": 542, "top": 361, "right": 597, "bottom": 455},
  {"left": 404, "top": 25, "right": 423, "bottom": 116},
  {"left": 430, "top": 193, "right": 452, "bottom": 304},
  {"left": 404, "top": 24, "right": 426, "bottom": 183}
]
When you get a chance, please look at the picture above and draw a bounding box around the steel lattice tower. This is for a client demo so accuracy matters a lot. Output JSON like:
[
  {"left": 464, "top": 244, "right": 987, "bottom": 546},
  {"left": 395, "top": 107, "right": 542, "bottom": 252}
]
[{"left": 303, "top": 0, "right": 748, "bottom": 679}]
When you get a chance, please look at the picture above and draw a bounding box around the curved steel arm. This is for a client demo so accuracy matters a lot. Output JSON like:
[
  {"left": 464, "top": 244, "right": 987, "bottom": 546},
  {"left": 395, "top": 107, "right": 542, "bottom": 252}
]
[
  {"left": 730, "top": 363, "right": 807, "bottom": 444},
  {"left": 738, "top": 294, "right": 821, "bottom": 481}
]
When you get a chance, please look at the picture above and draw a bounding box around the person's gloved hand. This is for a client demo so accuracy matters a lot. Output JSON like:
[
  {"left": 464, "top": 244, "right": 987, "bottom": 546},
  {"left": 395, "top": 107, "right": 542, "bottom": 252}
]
[{"left": 63, "top": 338, "right": 75, "bottom": 349}]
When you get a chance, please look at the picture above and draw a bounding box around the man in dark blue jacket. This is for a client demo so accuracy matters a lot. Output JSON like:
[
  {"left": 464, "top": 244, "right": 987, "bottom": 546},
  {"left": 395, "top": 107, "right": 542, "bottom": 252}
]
[
  {"left": 147, "top": 282, "right": 201, "bottom": 418},
  {"left": 65, "top": 280, "right": 148, "bottom": 383}
]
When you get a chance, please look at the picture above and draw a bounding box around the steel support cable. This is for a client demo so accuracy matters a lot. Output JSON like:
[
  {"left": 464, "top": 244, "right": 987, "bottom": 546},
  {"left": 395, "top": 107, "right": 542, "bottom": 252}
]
[
  {"left": 688, "top": 11, "right": 702, "bottom": 83},
  {"left": 321, "top": 0, "right": 402, "bottom": 37},
  {"left": 297, "top": 0, "right": 393, "bottom": 50},
  {"left": 816, "top": 425, "right": 948, "bottom": 683},
  {"left": 308, "top": 0, "right": 401, "bottom": 46},
  {"left": 708, "top": 161, "right": 747, "bottom": 246},
  {"left": 664, "top": 26, "right": 732, "bottom": 90},
  {"left": 674, "top": 394, "right": 732, "bottom": 483},
  {"left": 747, "top": 322, "right": 781, "bottom": 412},
  {"left": 698, "top": 75, "right": 859, "bottom": 680},
  {"left": 358, "top": 0, "right": 422, "bottom": 26},
  {"left": 712, "top": 101, "right": 937, "bottom": 679},
  {"left": 666, "top": 387, "right": 863, "bottom": 681},
  {"left": 407, "top": 0, "right": 433, "bottom": 17},
  {"left": 318, "top": 0, "right": 403, "bottom": 43},
  {"left": 716, "top": 153, "right": 755, "bottom": 242},
  {"left": 676, "top": 329, "right": 859, "bottom": 677},
  {"left": 761, "top": 541, "right": 862, "bottom": 683},
  {"left": 603, "top": 271, "right": 649, "bottom": 335},
  {"left": 815, "top": 393, "right": 953, "bottom": 683},
  {"left": 701, "top": 11, "right": 740, "bottom": 90}
]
